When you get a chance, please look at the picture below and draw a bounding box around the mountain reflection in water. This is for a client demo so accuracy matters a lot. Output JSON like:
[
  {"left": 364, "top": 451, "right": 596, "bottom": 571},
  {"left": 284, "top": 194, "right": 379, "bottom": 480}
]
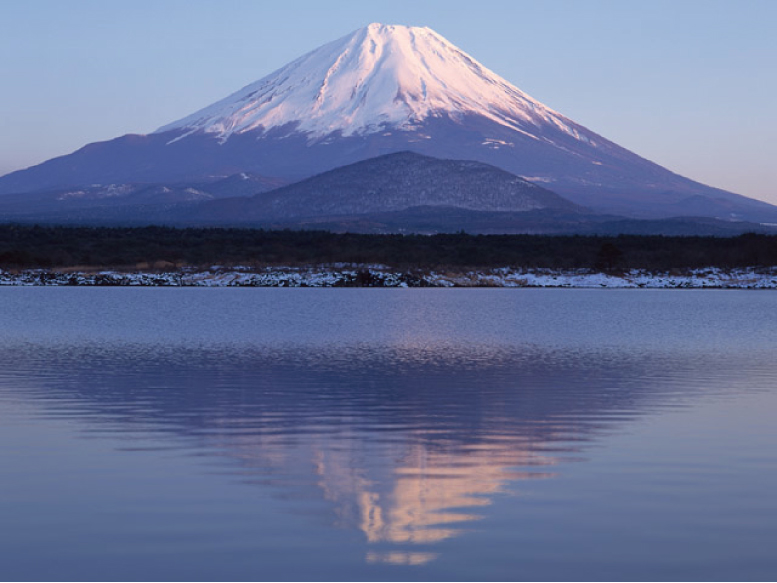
[{"left": 0, "top": 338, "right": 753, "bottom": 566}]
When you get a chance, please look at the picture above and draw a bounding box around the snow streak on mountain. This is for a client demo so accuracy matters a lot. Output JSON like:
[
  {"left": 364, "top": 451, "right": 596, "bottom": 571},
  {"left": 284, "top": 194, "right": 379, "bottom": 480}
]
[{"left": 157, "top": 23, "right": 586, "bottom": 145}]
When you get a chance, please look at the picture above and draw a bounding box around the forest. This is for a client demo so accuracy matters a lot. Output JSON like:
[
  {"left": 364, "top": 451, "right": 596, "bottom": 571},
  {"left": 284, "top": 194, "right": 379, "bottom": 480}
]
[{"left": 1, "top": 224, "right": 777, "bottom": 271}]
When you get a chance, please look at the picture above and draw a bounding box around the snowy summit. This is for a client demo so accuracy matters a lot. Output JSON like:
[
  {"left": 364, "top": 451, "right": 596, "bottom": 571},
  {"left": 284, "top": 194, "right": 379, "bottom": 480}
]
[{"left": 156, "top": 23, "right": 580, "bottom": 142}]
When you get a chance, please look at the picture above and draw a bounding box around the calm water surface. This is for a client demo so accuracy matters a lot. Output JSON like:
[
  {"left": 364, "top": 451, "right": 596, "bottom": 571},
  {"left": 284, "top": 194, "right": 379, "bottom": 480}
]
[{"left": 1, "top": 289, "right": 776, "bottom": 581}]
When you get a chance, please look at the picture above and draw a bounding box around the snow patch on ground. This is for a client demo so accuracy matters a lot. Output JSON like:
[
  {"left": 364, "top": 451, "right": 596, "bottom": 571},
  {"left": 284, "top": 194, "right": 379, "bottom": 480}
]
[{"left": 2, "top": 266, "right": 777, "bottom": 289}]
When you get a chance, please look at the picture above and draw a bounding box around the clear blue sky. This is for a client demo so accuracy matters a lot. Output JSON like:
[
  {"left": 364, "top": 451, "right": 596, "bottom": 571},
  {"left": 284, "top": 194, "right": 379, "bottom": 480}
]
[{"left": 1, "top": 0, "right": 775, "bottom": 203}]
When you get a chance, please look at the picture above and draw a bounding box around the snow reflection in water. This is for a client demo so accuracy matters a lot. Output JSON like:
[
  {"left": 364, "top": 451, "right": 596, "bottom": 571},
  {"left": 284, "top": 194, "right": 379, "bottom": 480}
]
[{"left": 0, "top": 340, "right": 765, "bottom": 563}]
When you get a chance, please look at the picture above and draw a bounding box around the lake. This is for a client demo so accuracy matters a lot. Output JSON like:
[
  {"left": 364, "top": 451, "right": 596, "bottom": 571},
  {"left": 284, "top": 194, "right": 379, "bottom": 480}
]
[{"left": 1, "top": 288, "right": 776, "bottom": 581}]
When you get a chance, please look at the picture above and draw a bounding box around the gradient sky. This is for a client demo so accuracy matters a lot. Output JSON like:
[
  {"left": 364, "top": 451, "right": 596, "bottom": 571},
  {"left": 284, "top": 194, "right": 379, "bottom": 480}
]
[{"left": 1, "top": 0, "right": 775, "bottom": 203}]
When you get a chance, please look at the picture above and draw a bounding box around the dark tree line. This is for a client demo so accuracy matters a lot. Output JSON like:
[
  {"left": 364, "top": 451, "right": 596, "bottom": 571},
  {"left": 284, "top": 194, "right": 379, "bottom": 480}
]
[{"left": 1, "top": 224, "right": 777, "bottom": 271}]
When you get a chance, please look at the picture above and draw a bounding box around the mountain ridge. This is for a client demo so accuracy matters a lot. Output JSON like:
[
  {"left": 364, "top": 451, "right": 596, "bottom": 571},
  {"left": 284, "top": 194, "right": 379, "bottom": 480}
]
[
  {"left": 4, "top": 151, "right": 773, "bottom": 237},
  {"left": 244, "top": 151, "right": 583, "bottom": 218}
]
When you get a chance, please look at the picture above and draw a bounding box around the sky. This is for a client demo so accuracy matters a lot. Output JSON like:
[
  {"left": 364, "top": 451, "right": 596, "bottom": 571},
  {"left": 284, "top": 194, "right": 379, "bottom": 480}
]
[{"left": 1, "top": 0, "right": 775, "bottom": 204}]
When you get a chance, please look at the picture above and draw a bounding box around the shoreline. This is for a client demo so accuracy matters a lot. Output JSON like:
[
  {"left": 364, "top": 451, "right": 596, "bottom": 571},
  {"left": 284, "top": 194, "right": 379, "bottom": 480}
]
[{"left": 2, "top": 266, "right": 777, "bottom": 289}]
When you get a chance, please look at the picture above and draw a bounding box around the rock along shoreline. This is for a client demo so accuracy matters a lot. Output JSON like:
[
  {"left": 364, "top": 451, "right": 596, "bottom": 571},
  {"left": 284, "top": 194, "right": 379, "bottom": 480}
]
[{"left": 2, "top": 266, "right": 777, "bottom": 289}]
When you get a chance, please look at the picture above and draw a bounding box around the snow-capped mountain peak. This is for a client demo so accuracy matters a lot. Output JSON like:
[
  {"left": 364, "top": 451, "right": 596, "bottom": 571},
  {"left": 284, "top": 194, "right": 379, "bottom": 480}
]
[
  {"left": 7, "top": 22, "right": 773, "bottom": 225},
  {"left": 155, "top": 23, "right": 575, "bottom": 142}
]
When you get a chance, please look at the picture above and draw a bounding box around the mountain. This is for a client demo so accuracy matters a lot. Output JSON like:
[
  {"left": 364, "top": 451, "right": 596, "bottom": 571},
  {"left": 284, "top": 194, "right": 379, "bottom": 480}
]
[
  {"left": 0, "top": 152, "right": 582, "bottom": 228},
  {"left": 1, "top": 23, "right": 775, "bottom": 225},
  {"left": 179, "top": 151, "right": 582, "bottom": 224},
  {"left": 0, "top": 172, "right": 287, "bottom": 221},
  {"left": 11, "top": 152, "right": 770, "bottom": 237}
]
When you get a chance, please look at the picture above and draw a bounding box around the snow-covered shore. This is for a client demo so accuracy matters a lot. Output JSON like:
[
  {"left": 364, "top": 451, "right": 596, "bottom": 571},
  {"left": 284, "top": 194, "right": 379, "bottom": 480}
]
[{"left": 1, "top": 266, "right": 777, "bottom": 289}]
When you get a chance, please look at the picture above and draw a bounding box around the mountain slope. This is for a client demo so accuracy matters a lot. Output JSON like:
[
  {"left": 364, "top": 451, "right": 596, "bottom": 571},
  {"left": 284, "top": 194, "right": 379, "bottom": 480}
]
[
  {"left": 0, "top": 172, "right": 286, "bottom": 220},
  {"left": 0, "top": 23, "right": 775, "bottom": 224},
  {"left": 166, "top": 151, "right": 579, "bottom": 224},
  {"left": 4, "top": 152, "right": 771, "bottom": 236},
  {"left": 243, "top": 151, "right": 580, "bottom": 219}
]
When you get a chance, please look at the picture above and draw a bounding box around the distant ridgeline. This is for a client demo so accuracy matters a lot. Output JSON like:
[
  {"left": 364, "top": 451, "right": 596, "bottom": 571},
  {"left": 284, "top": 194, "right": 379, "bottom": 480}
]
[{"left": 1, "top": 225, "right": 777, "bottom": 272}]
